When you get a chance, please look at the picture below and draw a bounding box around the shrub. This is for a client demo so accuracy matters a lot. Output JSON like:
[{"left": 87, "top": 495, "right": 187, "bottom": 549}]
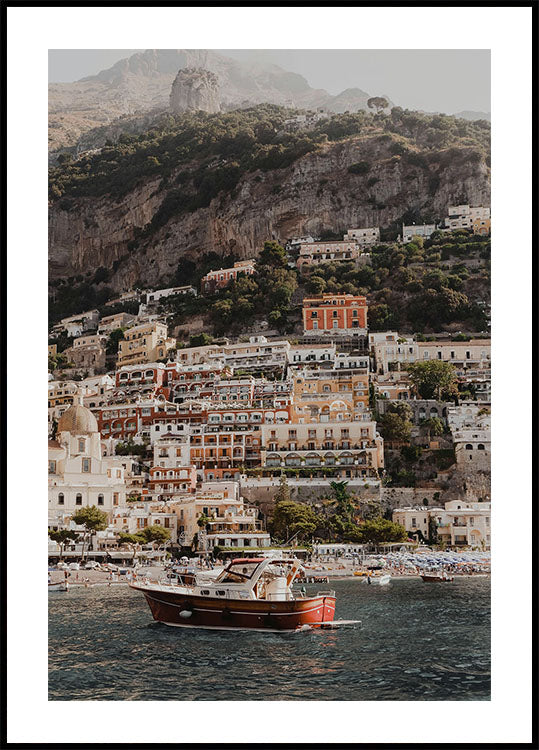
[{"left": 348, "top": 161, "right": 370, "bottom": 175}]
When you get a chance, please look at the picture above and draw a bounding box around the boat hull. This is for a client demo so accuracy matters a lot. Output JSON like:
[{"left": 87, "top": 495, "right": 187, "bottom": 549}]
[
  {"left": 131, "top": 584, "right": 336, "bottom": 632},
  {"left": 421, "top": 575, "right": 453, "bottom": 583},
  {"left": 48, "top": 582, "right": 69, "bottom": 592}
]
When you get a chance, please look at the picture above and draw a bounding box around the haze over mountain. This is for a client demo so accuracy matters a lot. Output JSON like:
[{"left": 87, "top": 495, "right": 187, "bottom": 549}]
[{"left": 48, "top": 49, "right": 393, "bottom": 153}]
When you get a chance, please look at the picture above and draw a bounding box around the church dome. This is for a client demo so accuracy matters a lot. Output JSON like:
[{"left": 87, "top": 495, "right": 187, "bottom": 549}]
[{"left": 58, "top": 402, "right": 98, "bottom": 435}]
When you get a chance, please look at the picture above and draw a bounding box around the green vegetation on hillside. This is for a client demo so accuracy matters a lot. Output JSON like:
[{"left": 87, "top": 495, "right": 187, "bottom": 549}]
[
  {"left": 301, "top": 230, "right": 489, "bottom": 333},
  {"left": 49, "top": 105, "right": 490, "bottom": 210}
]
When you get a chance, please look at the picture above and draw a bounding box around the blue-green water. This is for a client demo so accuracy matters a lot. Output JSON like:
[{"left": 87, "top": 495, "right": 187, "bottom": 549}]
[{"left": 48, "top": 578, "right": 490, "bottom": 700}]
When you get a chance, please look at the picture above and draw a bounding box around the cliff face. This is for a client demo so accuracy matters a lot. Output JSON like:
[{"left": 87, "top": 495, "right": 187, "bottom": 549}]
[{"left": 48, "top": 137, "right": 490, "bottom": 291}]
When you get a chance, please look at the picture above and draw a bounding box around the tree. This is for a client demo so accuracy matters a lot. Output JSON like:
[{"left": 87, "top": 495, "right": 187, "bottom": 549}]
[
  {"left": 106, "top": 328, "right": 125, "bottom": 355},
  {"left": 48, "top": 528, "right": 78, "bottom": 559},
  {"left": 408, "top": 360, "right": 459, "bottom": 400},
  {"left": 189, "top": 333, "right": 213, "bottom": 347},
  {"left": 139, "top": 525, "right": 171, "bottom": 559},
  {"left": 377, "top": 411, "right": 412, "bottom": 442},
  {"left": 428, "top": 517, "right": 439, "bottom": 545},
  {"left": 307, "top": 275, "right": 327, "bottom": 294},
  {"left": 274, "top": 474, "right": 291, "bottom": 505},
  {"left": 367, "top": 97, "right": 389, "bottom": 113},
  {"left": 258, "top": 240, "right": 288, "bottom": 268},
  {"left": 140, "top": 524, "right": 171, "bottom": 547},
  {"left": 118, "top": 532, "right": 145, "bottom": 563},
  {"left": 270, "top": 498, "right": 321, "bottom": 543},
  {"left": 355, "top": 517, "right": 407, "bottom": 544},
  {"left": 197, "top": 514, "right": 210, "bottom": 529},
  {"left": 71, "top": 506, "right": 109, "bottom": 560},
  {"left": 422, "top": 417, "right": 445, "bottom": 441}
]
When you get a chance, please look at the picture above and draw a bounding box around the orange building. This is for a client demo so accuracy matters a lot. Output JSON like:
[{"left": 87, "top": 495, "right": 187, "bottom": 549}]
[{"left": 302, "top": 294, "right": 368, "bottom": 335}]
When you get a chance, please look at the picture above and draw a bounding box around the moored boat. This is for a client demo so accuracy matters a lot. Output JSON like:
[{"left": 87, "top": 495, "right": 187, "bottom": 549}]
[
  {"left": 131, "top": 557, "right": 336, "bottom": 632},
  {"left": 48, "top": 581, "right": 69, "bottom": 592},
  {"left": 421, "top": 572, "right": 454, "bottom": 582},
  {"left": 365, "top": 574, "right": 391, "bottom": 586}
]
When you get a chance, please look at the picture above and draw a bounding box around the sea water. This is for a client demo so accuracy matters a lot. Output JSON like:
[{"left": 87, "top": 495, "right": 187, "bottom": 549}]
[{"left": 48, "top": 577, "right": 490, "bottom": 701}]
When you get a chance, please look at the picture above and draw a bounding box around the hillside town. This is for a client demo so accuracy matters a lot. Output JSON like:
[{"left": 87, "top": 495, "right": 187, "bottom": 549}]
[{"left": 48, "top": 208, "right": 491, "bottom": 565}]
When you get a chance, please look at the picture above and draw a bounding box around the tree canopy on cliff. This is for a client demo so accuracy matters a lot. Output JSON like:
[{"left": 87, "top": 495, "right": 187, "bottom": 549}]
[{"left": 49, "top": 104, "right": 490, "bottom": 207}]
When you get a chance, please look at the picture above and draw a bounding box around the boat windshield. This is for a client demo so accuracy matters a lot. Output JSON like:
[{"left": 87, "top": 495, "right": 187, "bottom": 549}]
[{"left": 217, "top": 562, "right": 261, "bottom": 583}]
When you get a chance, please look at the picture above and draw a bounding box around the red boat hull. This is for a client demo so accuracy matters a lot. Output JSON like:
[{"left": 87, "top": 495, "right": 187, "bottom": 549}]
[{"left": 132, "top": 584, "right": 336, "bottom": 631}]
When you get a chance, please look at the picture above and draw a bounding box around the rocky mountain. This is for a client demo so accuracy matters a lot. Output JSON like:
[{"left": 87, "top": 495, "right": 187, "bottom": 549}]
[
  {"left": 170, "top": 68, "right": 220, "bottom": 114},
  {"left": 49, "top": 108, "right": 490, "bottom": 293},
  {"left": 49, "top": 49, "right": 391, "bottom": 153}
]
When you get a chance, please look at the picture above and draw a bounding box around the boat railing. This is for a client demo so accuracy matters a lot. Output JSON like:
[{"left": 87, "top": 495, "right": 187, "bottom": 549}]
[{"left": 315, "top": 590, "right": 336, "bottom": 598}]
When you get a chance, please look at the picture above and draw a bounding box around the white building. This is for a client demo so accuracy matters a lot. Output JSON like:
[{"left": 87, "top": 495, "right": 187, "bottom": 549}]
[
  {"left": 152, "top": 433, "right": 191, "bottom": 467},
  {"left": 52, "top": 309, "right": 100, "bottom": 338},
  {"left": 446, "top": 404, "right": 491, "bottom": 468},
  {"left": 288, "top": 343, "right": 336, "bottom": 365},
  {"left": 393, "top": 500, "right": 491, "bottom": 549},
  {"left": 444, "top": 205, "right": 490, "bottom": 230},
  {"left": 207, "top": 336, "right": 290, "bottom": 375},
  {"left": 370, "top": 332, "right": 418, "bottom": 374},
  {"left": 168, "top": 481, "right": 270, "bottom": 550},
  {"left": 343, "top": 227, "right": 380, "bottom": 247},
  {"left": 48, "top": 400, "right": 127, "bottom": 528},
  {"left": 146, "top": 286, "right": 197, "bottom": 304},
  {"left": 402, "top": 224, "right": 437, "bottom": 242}
]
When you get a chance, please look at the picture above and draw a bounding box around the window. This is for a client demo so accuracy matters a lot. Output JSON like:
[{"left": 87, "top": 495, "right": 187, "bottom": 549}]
[
  {"left": 313, "top": 321, "right": 318, "bottom": 329},
  {"left": 78, "top": 438, "right": 85, "bottom": 452},
  {"left": 113, "top": 493, "right": 119, "bottom": 506},
  {"left": 82, "top": 458, "right": 91, "bottom": 472},
  {"left": 477, "top": 444, "right": 485, "bottom": 450},
  {"left": 465, "top": 444, "right": 473, "bottom": 450},
  {"left": 76, "top": 494, "right": 82, "bottom": 506},
  {"left": 98, "top": 494, "right": 104, "bottom": 506},
  {"left": 437, "top": 352, "right": 442, "bottom": 359},
  {"left": 48, "top": 460, "right": 56, "bottom": 475},
  {"left": 58, "top": 493, "right": 64, "bottom": 505}
]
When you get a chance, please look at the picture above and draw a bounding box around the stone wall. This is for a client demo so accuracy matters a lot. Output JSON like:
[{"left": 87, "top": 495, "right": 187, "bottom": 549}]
[
  {"left": 240, "top": 478, "right": 381, "bottom": 515},
  {"left": 380, "top": 487, "right": 444, "bottom": 511}
]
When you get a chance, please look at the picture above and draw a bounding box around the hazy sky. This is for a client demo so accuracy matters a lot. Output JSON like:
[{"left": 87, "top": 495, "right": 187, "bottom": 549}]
[{"left": 48, "top": 49, "right": 490, "bottom": 114}]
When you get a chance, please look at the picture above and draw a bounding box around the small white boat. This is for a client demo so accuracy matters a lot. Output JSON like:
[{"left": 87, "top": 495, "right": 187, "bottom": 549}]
[
  {"left": 48, "top": 581, "right": 69, "bottom": 592},
  {"left": 365, "top": 574, "right": 391, "bottom": 586}
]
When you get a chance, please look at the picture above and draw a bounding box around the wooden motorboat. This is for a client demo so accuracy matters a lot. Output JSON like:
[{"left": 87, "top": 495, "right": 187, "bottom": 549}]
[{"left": 131, "top": 557, "right": 337, "bottom": 632}]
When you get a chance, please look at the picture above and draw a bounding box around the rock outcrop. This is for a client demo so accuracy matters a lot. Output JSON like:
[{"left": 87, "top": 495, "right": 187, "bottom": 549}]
[
  {"left": 49, "top": 49, "right": 392, "bottom": 153},
  {"left": 49, "top": 137, "right": 490, "bottom": 292},
  {"left": 169, "top": 68, "right": 220, "bottom": 114}
]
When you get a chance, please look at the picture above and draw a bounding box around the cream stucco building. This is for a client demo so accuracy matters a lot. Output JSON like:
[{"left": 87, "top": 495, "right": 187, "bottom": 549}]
[{"left": 117, "top": 321, "right": 176, "bottom": 367}]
